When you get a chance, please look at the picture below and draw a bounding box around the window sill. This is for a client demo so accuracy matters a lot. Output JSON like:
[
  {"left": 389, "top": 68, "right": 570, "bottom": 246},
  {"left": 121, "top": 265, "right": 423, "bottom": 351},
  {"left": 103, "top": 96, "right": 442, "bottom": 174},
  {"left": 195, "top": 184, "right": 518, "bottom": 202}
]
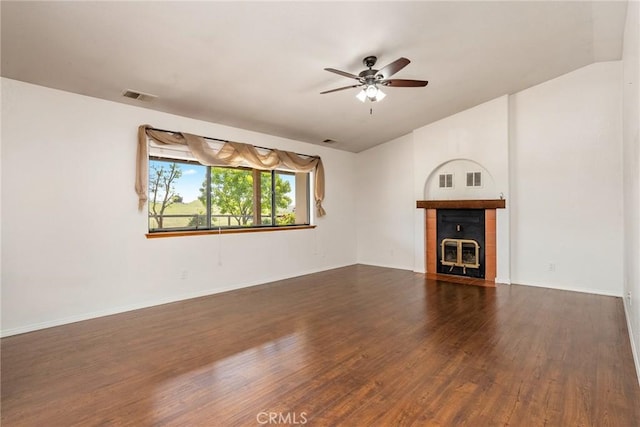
[{"left": 146, "top": 224, "right": 316, "bottom": 239}]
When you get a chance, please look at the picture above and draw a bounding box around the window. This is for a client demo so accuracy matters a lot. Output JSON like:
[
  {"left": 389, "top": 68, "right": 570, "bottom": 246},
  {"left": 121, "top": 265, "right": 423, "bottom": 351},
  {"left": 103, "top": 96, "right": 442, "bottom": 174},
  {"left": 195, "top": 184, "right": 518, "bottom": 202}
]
[
  {"left": 148, "top": 157, "right": 310, "bottom": 232},
  {"left": 439, "top": 173, "right": 453, "bottom": 188},
  {"left": 466, "top": 172, "right": 482, "bottom": 187}
]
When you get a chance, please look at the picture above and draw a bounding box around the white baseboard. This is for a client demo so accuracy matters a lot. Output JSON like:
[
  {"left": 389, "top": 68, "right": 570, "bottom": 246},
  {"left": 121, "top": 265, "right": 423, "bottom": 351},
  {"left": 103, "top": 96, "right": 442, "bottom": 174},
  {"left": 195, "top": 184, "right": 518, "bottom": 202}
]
[
  {"left": 509, "top": 280, "right": 622, "bottom": 298},
  {"left": 356, "top": 261, "right": 414, "bottom": 272},
  {"left": 623, "top": 299, "right": 640, "bottom": 387},
  {"left": 0, "top": 262, "right": 355, "bottom": 337}
]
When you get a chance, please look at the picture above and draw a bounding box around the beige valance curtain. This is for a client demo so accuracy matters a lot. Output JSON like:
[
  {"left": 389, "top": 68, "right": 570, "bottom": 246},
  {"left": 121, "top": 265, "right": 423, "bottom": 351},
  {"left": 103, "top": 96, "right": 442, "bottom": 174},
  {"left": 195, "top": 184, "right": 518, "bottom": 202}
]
[{"left": 135, "top": 125, "right": 326, "bottom": 216}]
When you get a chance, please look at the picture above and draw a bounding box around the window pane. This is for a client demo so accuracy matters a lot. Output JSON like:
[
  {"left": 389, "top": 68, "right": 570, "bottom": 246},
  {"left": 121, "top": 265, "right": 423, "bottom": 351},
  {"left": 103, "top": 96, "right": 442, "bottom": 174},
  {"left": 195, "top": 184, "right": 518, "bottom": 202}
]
[
  {"left": 295, "top": 173, "right": 310, "bottom": 224},
  {"left": 474, "top": 172, "right": 481, "bottom": 186},
  {"left": 439, "top": 174, "right": 446, "bottom": 188},
  {"left": 466, "top": 172, "right": 473, "bottom": 187},
  {"left": 210, "top": 167, "right": 254, "bottom": 227},
  {"left": 148, "top": 159, "right": 206, "bottom": 231},
  {"left": 275, "top": 171, "right": 296, "bottom": 225},
  {"left": 446, "top": 174, "right": 453, "bottom": 188}
]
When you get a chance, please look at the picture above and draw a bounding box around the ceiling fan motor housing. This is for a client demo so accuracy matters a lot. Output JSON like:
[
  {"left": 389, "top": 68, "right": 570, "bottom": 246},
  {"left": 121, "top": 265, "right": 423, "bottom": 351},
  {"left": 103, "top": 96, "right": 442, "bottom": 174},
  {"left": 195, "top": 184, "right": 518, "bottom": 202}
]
[{"left": 358, "top": 68, "right": 380, "bottom": 85}]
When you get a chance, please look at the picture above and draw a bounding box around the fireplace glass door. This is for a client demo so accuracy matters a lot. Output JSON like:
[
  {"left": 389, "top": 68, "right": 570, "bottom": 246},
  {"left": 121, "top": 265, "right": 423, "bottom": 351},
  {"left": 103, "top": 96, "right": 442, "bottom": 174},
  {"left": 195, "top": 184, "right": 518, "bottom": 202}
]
[{"left": 440, "top": 238, "right": 480, "bottom": 275}]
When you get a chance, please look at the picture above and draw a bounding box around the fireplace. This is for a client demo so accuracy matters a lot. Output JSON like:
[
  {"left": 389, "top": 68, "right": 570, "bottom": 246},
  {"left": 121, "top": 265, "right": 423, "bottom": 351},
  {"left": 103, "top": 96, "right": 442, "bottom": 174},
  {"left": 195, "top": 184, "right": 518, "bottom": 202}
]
[
  {"left": 416, "top": 199, "right": 505, "bottom": 286},
  {"left": 437, "top": 209, "right": 485, "bottom": 278}
]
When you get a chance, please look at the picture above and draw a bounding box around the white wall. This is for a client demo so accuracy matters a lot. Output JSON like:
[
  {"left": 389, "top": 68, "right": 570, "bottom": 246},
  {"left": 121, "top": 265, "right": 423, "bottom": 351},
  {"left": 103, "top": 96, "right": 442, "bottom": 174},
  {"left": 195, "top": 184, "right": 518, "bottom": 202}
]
[
  {"left": 510, "top": 61, "right": 623, "bottom": 296},
  {"left": 622, "top": 0, "right": 640, "bottom": 382},
  {"left": 356, "top": 133, "right": 414, "bottom": 270},
  {"left": 1, "top": 78, "right": 357, "bottom": 336}
]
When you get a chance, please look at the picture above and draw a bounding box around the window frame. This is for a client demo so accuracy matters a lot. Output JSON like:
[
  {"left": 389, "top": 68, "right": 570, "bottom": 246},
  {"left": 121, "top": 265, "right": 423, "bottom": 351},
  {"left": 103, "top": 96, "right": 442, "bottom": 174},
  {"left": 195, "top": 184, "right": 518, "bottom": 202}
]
[{"left": 147, "top": 156, "right": 313, "bottom": 236}]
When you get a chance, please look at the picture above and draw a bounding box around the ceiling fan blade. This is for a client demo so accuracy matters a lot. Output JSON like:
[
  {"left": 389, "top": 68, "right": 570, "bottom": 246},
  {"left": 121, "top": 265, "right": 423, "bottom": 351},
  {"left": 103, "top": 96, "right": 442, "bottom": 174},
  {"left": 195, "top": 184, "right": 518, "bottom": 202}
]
[
  {"left": 320, "top": 84, "right": 362, "bottom": 94},
  {"left": 381, "top": 79, "right": 429, "bottom": 87},
  {"left": 324, "top": 68, "right": 360, "bottom": 80},
  {"left": 376, "top": 57, "right": 410, "bottom": 80}
]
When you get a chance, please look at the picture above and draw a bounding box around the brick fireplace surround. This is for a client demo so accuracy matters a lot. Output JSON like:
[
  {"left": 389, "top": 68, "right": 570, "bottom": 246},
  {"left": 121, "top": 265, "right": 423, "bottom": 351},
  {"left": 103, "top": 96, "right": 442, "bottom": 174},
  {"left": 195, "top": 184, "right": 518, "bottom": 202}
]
[{"left": 416, "top": 199, "right": 506, "bottom": 287}]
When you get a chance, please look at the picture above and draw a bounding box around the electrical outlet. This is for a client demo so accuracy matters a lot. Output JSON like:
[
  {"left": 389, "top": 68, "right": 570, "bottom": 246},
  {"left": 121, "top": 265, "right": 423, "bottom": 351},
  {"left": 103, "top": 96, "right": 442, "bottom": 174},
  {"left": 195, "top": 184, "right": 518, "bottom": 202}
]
[
  {"left": 548, "top": 263, "right": 556, "bottom": 272},
  {"left": 628, "top": 292, "right": 632, "bottom": 306},
  {"left": 180, "top": 270, "right": 188, "bottom": 280}
]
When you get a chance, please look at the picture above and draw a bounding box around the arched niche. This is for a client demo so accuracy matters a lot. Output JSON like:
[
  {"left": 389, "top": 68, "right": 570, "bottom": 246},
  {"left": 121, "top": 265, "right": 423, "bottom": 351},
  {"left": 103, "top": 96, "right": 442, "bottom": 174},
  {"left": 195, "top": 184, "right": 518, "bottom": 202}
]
[{"left": 423, "top": 158, "right": 498, "bottom": 200}]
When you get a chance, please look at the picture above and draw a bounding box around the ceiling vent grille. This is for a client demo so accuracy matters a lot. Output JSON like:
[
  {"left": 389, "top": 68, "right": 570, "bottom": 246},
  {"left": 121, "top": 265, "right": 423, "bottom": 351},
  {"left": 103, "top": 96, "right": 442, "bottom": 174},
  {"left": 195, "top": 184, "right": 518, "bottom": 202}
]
[{"left": 122, "top": 89, "right": 157, "bottom": 102}]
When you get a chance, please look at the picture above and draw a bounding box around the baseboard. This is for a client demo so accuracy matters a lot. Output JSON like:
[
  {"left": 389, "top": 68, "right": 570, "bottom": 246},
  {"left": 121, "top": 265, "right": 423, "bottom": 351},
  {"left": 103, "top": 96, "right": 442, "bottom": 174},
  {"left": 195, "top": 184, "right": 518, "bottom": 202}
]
[
  {"left": 509, "top": 280, "right": 622, "bottom": 298},
  {"left": 357, "top": 261, "right": 414, "bottom": 272},
  {"left": 623, "top": 299, "right": 640, "bottom": 387},
  {"left": 0, "top": 262, "right": 355, "bottom": 338},
  {"left": 495, "top": 277, "right": 511, "bottom": 285}
]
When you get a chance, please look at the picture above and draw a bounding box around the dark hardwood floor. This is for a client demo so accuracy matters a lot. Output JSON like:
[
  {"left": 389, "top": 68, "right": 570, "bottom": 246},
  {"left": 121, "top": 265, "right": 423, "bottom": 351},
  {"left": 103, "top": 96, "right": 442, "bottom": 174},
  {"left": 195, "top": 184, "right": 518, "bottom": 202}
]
[{"left": 2, "top": 265, "right": 639, "bottom": 426}]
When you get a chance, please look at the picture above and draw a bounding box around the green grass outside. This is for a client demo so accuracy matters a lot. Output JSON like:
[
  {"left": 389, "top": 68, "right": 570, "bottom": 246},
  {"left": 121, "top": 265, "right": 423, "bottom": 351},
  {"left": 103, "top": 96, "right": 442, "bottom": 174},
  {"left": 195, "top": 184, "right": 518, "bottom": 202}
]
[
  {"left": 149, "top": 200, "right": 205, "bottom": 229},
  {"left": 148, "top": 200, "right": 290, "bottom": 229}
]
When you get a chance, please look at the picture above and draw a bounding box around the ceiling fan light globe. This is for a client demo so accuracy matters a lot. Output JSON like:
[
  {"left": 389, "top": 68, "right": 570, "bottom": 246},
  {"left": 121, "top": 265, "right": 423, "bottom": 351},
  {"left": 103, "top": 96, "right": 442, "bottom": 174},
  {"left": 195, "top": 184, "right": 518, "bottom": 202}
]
[
  {"left": 356, "top": 89, "right": 367, "bottom": 102},
  {"left": 374, "top": 89, "right": 386, "bottom": 102},
  {"left": 365, "top": 85, "right": 378, "bottom": 98}
]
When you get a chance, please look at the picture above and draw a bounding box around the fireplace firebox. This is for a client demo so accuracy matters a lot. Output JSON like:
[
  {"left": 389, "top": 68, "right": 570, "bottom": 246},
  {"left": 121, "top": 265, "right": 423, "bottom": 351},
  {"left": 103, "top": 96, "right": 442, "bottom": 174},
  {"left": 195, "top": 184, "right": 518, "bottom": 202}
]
[{"left": 436, "top": 209, "right": 485, "bottom": 278}]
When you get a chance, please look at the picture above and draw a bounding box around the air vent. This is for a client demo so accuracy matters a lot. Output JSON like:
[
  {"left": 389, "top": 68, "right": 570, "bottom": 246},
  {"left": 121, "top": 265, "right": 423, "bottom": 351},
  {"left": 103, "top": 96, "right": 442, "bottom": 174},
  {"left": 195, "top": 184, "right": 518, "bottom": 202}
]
[
  {"left": 439, "top": 173, "right": 453, "bottom": 188},
  {"left": 122, "top": 89, "right": 157, "bottom": 102},
  {"left": 323, "top": 139, "right": 337, "bottom": 144},
  {"left": 466, "top": 172, "right": 482, "bottom": 187}
]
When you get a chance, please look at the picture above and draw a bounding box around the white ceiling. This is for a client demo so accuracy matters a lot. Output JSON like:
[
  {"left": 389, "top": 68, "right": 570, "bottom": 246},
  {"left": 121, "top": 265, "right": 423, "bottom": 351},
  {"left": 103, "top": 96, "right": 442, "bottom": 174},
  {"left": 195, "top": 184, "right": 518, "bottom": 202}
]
[{"left": 0, "top": 1, "right": 628, "bottom": 153}]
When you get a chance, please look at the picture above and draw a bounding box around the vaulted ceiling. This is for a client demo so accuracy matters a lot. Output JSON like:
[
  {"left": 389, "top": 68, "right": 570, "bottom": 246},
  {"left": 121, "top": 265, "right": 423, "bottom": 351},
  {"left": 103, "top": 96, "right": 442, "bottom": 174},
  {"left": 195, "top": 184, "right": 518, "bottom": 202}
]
[{"left": 1, "top": 1, "right": 628, "bottom": 152}]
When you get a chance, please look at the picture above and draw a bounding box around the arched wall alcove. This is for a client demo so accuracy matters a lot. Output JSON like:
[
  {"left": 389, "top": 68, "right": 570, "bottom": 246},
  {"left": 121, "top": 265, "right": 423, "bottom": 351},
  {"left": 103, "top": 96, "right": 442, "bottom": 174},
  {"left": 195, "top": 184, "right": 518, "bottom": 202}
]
[{"left": 423, "top": 158, "right": 498, "bottom": 200}]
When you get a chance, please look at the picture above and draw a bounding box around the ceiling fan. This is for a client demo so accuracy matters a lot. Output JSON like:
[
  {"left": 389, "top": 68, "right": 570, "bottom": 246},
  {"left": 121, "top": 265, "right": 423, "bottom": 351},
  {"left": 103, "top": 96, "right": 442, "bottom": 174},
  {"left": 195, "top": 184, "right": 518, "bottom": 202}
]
[{"left": 321, "top": 56, "right": 428, "bottom": 102}]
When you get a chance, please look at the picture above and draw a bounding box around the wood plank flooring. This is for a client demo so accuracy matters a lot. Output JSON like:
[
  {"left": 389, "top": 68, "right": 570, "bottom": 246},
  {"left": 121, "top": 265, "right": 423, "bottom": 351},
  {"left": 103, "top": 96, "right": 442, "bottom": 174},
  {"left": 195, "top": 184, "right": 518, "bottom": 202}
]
[{"left": 2, "top": 265, "right": 639, "bottom": 426}]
